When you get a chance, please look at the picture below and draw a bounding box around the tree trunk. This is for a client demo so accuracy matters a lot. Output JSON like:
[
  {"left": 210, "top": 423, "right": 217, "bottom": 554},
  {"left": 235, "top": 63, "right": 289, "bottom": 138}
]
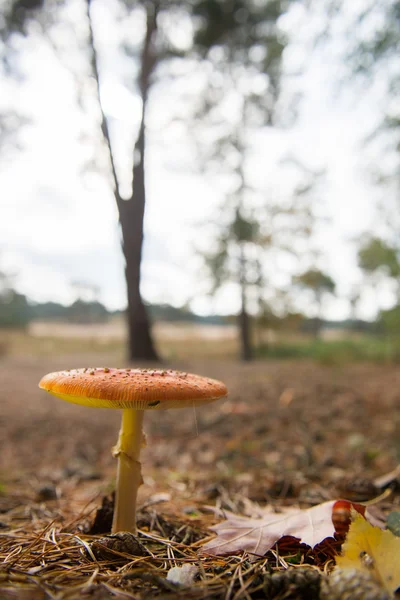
[
  {"left": 238, "top": 245, "right": 253, "bottom": 361},
  {"left": 313, "top": 292, "right": 322, "bottom": 339},
  {"left": 312, "top": 317, "right": 321, "bottom": 339},
  {"left": 238, "top": 296, "right": 252, "bottom": 361},
  {"left": 87, "top": 0, "right": 159, "bottom": 362},
  {"left": 118, "top": 118, "right": 159, "bottom": 361},
  {"left": 120, "top": 3, "right": 159, "bottom": 362}
]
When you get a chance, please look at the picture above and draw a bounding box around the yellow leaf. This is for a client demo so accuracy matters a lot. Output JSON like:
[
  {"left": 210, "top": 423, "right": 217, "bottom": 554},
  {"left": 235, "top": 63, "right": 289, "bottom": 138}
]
[{"left": 336, "top": 511, "right": 400, "bottom": 595}]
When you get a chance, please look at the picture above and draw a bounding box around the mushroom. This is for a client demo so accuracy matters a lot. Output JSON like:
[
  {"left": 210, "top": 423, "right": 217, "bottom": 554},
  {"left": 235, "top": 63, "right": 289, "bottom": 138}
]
[{"left": 39, "top": 367, "right": 227, "bottom": 534}]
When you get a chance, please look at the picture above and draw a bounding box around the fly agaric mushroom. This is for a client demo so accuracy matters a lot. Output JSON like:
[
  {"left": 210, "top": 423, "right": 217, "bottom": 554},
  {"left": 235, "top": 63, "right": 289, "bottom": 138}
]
[{"left": 39, "top": 368, "right": 227, "bottom": 534}]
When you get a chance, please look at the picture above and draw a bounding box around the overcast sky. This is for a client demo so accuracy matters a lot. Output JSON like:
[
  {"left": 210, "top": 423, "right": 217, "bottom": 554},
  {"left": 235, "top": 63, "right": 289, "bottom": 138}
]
[{"left": 0, "top": 0, "right": 393, "bottom": 320}]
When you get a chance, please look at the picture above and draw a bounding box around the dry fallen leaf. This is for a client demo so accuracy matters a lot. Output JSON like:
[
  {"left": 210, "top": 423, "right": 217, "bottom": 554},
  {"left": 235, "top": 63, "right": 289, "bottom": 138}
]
[
  {"left": 336, "top": 511, "right": 400, "bottom": 595},
  {"left": 202, "top": 500, "right": 362, "bottom": 556},
  {"left": 279, "top": 388, "right": 295, "bottom": 407}
]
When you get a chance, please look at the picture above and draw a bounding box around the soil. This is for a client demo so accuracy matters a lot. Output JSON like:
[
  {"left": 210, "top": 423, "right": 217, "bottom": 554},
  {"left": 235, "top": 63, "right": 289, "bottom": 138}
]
[{"left": 0, "top": 352, "right": 399, "bottom": 598}]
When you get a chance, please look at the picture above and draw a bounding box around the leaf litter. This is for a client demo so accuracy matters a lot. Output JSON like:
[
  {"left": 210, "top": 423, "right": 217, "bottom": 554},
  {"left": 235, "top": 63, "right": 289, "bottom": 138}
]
[
  {"left": 336, "top": 511, "right": 400, "bottom": 595},
  {"left": 1, "top": 357, "right": 400, "bottom": 598},
  {"left": 201, "top": 500, "right": 362, "bottom": 556}
]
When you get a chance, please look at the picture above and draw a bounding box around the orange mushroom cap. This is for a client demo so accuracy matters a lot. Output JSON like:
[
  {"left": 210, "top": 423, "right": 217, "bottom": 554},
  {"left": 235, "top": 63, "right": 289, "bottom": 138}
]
[{"left": 39, "top": 367, "right": 228, "bottom": 410}]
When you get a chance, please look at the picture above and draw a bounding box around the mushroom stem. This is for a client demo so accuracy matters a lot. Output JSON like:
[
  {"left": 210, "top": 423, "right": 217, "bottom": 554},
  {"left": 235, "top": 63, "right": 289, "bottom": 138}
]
[{"left": 111, "top": 408, "right": 145, "bottom": 534}]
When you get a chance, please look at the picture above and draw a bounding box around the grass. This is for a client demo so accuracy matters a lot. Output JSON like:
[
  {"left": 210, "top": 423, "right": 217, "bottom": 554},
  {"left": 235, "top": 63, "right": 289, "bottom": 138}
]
[
  {"left": 4, "top": 321, "right": 400, "bottom": 365},
  {"left": 257, "top": 335, "right": 400, "bottom": 364}
]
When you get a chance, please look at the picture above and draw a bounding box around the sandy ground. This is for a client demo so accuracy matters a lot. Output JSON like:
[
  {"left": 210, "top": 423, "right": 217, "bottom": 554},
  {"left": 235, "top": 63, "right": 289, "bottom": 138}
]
[
  {"left": 1, "top": 352, "right": 399, "bottom": 515},
  {"left": 28, "top": 320, "right": 237, "bottom": 341}
]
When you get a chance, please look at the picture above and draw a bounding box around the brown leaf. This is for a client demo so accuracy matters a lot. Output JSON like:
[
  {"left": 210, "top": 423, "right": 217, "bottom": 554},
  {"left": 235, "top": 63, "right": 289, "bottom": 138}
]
[{"left": 202, "top": 500, "right": 364, "bottom": 556}]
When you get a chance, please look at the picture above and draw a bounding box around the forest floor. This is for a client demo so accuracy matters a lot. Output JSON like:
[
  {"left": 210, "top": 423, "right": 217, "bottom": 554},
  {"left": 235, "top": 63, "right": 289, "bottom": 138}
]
[{"left": 0, "top": 333, "right": 399, "bottom": 598}]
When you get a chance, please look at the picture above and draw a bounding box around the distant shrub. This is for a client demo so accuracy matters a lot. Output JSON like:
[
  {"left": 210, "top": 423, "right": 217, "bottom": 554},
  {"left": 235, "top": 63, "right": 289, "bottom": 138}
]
[
  {"left": 67, "top": 300, "right": 110, "bottom": 324},
  {"left": 379, "top": 305, "right": 400, "bottom": 334},
  {"left": 0, "top": 291, "right": 32, "bottom": 329},
  {"left": 257, "top": 336, "right": 400, "bottom": 364}
]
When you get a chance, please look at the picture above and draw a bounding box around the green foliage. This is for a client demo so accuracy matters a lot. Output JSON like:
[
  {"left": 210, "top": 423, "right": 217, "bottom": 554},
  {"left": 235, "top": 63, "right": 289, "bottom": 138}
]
[
  {"left": 0, "top": 290, "right": 32, "bottom": 329},
  {"left": 207, "top": 208, "right": 264, "bottom": 288},
  {"left": 292, "top": 269, "right": 335, "bottom": 338},
  {"left": 347, "top": 0, "right": 400, "bottom": 74},
  {"left": 258, "top": 309, "right": 304, "bottom": 331},
  {"left": 293, "top": 268, "right": 335, "bottom": 296},
  {"left": 194, "top": 0, "right": 247, "bottom": 47},
  {"left": 258, "top": 336, "right": 400, "bottom": 364},
  {"left": 30, "top": 301, "right": 72, "bottom": 320},
  {"left": 203, "top": 239, "right": 230, "bottom": 292},
  {"left": 0, "top": 268, "right": 32, "bottom": 329},
  {"left": 67, "top": 300, "right": 109, "bottom": 324},
  {"left": 148, "top": 303, "right": 225, "bottom": 324},
  {"left": 1, "top": 293, "right": 227, "bottom": 326},
  {"left": 379, "top": 304, "right": 400, "bottom": 334},
  {"left": 231, "top": 209, "right": 260, "bottom": 243},
  {"left": 317, "top": 0, "right": 400, "bottom": 244},
  {"left": 2, "top": 0, "right": 44, "bottom": 37},
  {"left": 193, "top": 0, "right": 285, "bottom": 69},
  {"left": 358, "top": 237, "right": 400, "bottom": 278}
]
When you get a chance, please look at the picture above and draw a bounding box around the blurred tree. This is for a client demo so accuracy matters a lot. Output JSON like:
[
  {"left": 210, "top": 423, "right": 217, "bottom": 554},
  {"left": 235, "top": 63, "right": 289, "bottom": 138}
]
[
  {"left": 1, "top": 0, "right": 161, "bottom": 360},
  {"left": 67, "top": 299, "right": 109, "bottom": 324},
  {"left": 0, "top": 270, "right": 32, "bottom": 328},
  {"left": 358, "top": 237, "right": 400, "bottom": 279},
  {"left": 348, "top": 283, "right": 361, "bottom": 328},
  {"left": 87, "top": 0, "right": 160, "bottom": 361},
  {"left": 379, "top": 304, "right": 400, "bottom": 335},
  {"left": 71, "top": 280, "right": 101, "bottom": 304},
  {"left": 345, "top": 0, "right": 400, "bottom": 156},
  {"left": 203, "top": 207, "right": 263, "bottom": 361},
  {"left": 316, "top": 0, "right": 400, "bottom": 224},
  {"left": 310, "top": 0, "right": 400, "bottom": 324},
  {"left": 1, "top": 0, "right": 298, "bottom": 363},
  {"left": 292, "top": 268, "right": 335, "bottom": 338},
  {"left": 203, "top": 167, "right": 318, "bottom": 360},
  {"left": 358, "top": 236, "right": 400, "bottom": 310},
  {"left": 0, "top": 291, "right": 31, "bottom": 328},
  {"left": 315, "top": 0, "right": 400, "bottom": 144},
  {"left": 191, "top": 0, "right": 313, "bottom": 361}
]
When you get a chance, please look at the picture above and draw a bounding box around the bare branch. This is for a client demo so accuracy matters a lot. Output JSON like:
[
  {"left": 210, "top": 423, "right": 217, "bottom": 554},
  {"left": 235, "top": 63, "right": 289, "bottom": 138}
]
[{"left": 85, "top": 0, "right": 121, "bottom": 204}]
